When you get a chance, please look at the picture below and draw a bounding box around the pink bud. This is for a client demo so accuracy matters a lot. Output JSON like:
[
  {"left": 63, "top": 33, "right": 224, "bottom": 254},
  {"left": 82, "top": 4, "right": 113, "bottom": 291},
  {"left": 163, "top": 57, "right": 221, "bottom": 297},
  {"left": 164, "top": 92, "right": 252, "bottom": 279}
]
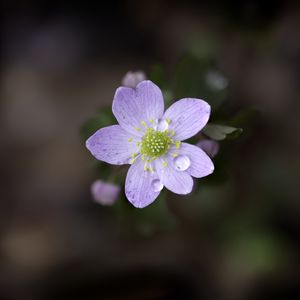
[
  {"left": 91, "top": 180, "right": 120, "bottom": 206},
  {"left": 197, "top": 139, "right": 219, "bottom": 158},
  {"left": 121, "top": 71, "right": 146, "bottom": 88}
]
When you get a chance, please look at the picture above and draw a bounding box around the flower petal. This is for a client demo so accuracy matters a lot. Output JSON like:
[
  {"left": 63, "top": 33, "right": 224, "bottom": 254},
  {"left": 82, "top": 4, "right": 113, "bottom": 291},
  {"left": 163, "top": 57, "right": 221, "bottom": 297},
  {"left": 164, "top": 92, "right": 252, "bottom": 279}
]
[
  {"left": 86, "top": 125, "right": 139, "bottom": 165},
  {"left": 178, "top": 142, "right": 214, "bottom": 178},
  {"left": 125, "top": 158, "right": 161, "bottom": 208},
  {"left": 112, "top": 80, "right": 164, "bottom": 136},
  {"left": 162, "top": 98, "right": 210, "bottom": 141},
  {"left": 155, "top": 157, "right": 193, "bottom": 195}
]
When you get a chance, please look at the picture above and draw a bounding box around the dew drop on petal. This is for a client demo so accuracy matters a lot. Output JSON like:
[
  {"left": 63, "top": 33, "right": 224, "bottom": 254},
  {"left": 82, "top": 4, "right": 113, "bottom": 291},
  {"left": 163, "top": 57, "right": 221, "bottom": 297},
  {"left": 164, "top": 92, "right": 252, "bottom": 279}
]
[
  {"left": 152, "top": 118, "right": 159, "bottom": 130},
  {"left": 174, "top": 155, "right": 190, "bottom": 171},
  {"left": 151, "top": 179, "right": 164, "bottom": 192},
  {"left": 158, "top": 119, "right": 169, "bottom": 131}
]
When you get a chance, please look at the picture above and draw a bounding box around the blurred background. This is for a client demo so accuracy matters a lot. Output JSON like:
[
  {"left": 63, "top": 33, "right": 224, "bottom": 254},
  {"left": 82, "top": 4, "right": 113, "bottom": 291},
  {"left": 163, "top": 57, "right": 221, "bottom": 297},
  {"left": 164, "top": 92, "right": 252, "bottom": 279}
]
[{"left": 1, "top": 0, "right": 300, "bottom": 299}]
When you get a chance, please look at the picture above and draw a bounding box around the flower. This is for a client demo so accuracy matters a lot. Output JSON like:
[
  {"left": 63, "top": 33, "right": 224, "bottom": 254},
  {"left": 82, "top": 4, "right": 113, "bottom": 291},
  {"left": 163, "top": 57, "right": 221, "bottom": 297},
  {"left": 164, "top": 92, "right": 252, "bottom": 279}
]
[
  {"left": 121, "top": 70, "right": 146, "bottom": 88},
  {"left": 86, "top": 80, "right": 214, "bottom": 208},
  {"left": 197, "top": 139, "right": 219, "bottom": 158},
  {"left": 91, "top": 180, "right": 120, "bottom": 206}
]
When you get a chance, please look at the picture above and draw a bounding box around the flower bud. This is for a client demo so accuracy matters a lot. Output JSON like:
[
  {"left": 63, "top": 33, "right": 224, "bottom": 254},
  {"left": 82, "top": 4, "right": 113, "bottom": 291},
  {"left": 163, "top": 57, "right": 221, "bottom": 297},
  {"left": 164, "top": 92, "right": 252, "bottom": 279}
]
[
  {"left": 91, "top": 180, "right": 120, "bottom": 206},
  {"left": 121, "top": 71, "right": 146, "bottom": 88}
]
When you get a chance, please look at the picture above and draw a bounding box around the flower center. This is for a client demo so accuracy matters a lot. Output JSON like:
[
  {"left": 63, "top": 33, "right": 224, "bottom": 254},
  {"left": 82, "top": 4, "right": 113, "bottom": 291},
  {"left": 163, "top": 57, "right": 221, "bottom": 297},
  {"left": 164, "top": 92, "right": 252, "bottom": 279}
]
[{"left": 140, "top": 128, "right": 172, "bottom": 158}]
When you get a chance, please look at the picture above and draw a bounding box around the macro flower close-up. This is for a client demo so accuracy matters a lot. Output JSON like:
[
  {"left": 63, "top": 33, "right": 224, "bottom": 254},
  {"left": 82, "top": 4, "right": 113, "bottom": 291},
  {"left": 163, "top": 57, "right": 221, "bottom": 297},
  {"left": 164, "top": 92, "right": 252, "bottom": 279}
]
[
  {"left": 2, "top": 1, "right": 299, "bottom": 299},
  {"left": 86, "top": 80, "right": 214, "bottom": 208}
]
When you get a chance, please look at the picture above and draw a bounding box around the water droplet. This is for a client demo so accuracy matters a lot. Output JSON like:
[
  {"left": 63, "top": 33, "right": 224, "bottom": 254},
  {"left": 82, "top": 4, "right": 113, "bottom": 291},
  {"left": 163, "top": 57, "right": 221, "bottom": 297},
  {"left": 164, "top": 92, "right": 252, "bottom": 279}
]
[
  {"left": 174, "top": 155, "right": 190, "bottom": 171},
  {"left": 151, "top": 179, "right": 164, "bottom": 192},
  {"left": 158, "top": 119, "right": 169, "bottom": 131}
]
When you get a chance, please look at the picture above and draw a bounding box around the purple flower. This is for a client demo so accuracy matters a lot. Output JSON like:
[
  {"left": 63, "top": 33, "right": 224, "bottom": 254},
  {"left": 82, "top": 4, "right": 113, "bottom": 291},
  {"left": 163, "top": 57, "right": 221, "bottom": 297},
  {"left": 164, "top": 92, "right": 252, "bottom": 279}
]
[
  {"left": 197, "top": 139, "right": 219, "bottom": 158},
  {"left": 121, "top": 71, "right": 146, "bottom": 88},
  {"left": 86, "top": 80, "right": 214, "bottom": 208},
  {"left": 91, "top": 180, "right": 120, "bottom": 206}
]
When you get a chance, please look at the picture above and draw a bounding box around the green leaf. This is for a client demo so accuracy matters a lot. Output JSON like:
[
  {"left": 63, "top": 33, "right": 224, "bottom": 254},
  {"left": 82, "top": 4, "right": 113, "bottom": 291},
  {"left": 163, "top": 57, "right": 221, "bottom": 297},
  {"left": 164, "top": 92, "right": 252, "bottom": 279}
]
[{"left": 203, "top": 124, "right": 243, "bottom": 141}]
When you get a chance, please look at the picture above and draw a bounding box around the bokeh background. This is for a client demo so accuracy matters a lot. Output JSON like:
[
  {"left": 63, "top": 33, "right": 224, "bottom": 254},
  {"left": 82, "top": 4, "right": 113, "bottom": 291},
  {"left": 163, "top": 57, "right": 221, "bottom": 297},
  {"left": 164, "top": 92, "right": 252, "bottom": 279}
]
[{"left": 1, "top": 1, "right": 300, "bottom": 299}]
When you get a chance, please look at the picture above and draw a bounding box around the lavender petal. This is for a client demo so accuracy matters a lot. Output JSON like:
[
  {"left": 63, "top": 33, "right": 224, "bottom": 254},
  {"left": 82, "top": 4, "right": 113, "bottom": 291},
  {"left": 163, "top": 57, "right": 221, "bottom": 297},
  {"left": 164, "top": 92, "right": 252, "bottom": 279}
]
[
  {"left": 112, "top": 80, "right": 164, "bottom": 136},
  {"left": 125, "top": 157, "right": 161, "bottom": 208},
  {"left": 176, "top": 142, "right": 214, "bottom": 178},
  {"left": 86, "top": 125, "right": 139, "bottom": 165},
  {"left": 162, "top": 98, "right": 211, "bottom": 141},
  {"left": 155, "top": 157, "right": 193, "bottom": 195}
]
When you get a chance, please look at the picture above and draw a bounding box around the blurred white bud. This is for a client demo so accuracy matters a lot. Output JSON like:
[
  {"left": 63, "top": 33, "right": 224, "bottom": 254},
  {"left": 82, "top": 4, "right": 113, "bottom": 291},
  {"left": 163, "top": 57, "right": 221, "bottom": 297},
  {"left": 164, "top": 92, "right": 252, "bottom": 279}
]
[
  {"left": 205, "top": 70, "right": 228, "bottom": 90},
  {"left": 91, "top": 180, "right": 120, "bottom": 206},
  {"left": 121, "top": 71, "right": 147, "bottom": 88}
]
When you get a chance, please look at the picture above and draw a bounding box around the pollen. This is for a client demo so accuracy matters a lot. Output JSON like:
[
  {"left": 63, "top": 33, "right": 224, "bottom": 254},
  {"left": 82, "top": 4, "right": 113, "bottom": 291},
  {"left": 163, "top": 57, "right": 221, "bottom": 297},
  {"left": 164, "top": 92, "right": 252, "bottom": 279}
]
[
  {"left": 141, "top": 120, "right": 147, "bottom": 127},
  {"left": 175, "top": 141, "right": 181, "bottom": 149},
  {"left": 140, "top": 128, "right": 172, "bottom": 158},
  {"left": 130, "top": 152, "right": 137, "bottom": 164}
]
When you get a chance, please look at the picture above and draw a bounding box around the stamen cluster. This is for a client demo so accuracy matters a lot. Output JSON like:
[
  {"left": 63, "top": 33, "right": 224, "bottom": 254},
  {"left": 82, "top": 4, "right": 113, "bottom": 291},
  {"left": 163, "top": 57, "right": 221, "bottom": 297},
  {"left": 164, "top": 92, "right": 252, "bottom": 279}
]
[{"left": 140, "top": 128, "right": 172, "bottom": 158}]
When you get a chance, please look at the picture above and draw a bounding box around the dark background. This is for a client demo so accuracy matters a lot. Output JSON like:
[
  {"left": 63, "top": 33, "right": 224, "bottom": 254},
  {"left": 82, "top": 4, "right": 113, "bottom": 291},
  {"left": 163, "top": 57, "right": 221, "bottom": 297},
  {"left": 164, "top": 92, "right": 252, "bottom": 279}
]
[{"left": 1, "top": 1, "right": 300, "bottom": 299}]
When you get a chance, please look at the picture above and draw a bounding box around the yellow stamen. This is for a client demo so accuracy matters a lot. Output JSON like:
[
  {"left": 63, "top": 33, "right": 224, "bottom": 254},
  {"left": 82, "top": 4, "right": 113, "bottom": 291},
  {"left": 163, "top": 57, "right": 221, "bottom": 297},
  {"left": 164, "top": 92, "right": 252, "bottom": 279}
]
[
  {"left": 162, "top": 160, "right": 168, "bottom": 167},
  {"left": 141, "top": 120, "right": 147, "bottom": 127},
  {"left": 135, "top": 127, "right": 141, "bottom": 132},
  {"left": 175, "top": 141, "right": 181, "bottom": 149},
  {"left": 128, "top": 137, "right": 133, "bottom": 142},
  {"left": 166, "top": 118, "right": 171, "bottom": 124}
]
